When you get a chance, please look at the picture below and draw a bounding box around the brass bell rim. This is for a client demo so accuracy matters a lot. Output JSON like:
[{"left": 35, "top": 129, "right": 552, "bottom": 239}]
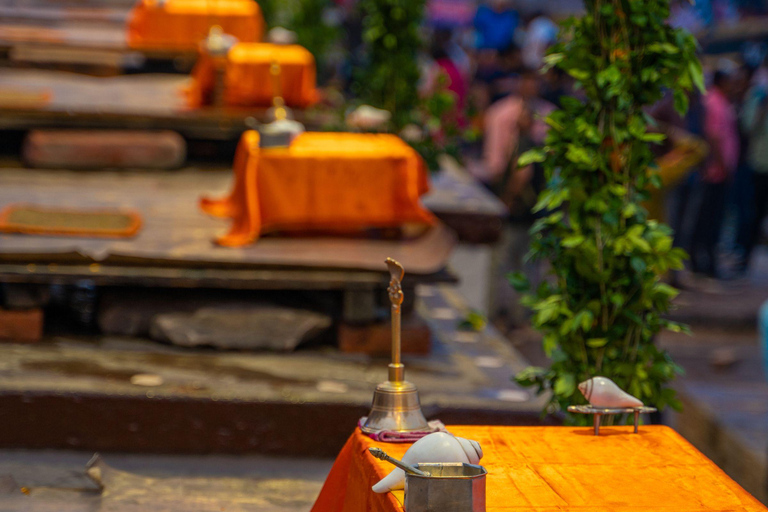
[{"left": 359, "top": 424, "right": 431, "bottom": 434}]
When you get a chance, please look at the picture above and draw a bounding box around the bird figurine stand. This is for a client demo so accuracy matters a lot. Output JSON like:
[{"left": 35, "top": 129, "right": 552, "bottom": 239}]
[
  {"left": 568, "top": 376, "right": 657, "bottom": 436},
  {"left": 567, "top": 405, "right": 658, "bottom": 436},
  {"left": 361, "top": 258, "right": 430, "bottom": 434}
]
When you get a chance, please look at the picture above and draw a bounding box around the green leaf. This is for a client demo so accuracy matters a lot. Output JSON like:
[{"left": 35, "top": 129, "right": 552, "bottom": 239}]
[
  {"left": 609, "top": 184, "right": 627, "bottom": 196},
  {"left": 542, "top": 53, "right": 564, "bottom": 68},
  {"left": 630, "top": 256, "right": 647, "bottom": 273},
  {"left": 565, "top": 145, "right": 592, "bottom": 165},
  {"left": 507, "top": 272, "right": 530, "bottom": 292},
  {"left": 689, "top": 59, "right": 705, "bottom": 93},
  {"left": 542, "top": 333, "right": 558, "bottom": 357},
  {"left": 516, "top": 366, "right": 547, "bottom": 386},
  {"left": 554, "top": 373, "right": 576, "bottom": 397},
  {"left": 458, "top": 310, "right": 487, "bottom": 331},
  {"left": 518, "top": 149, "right": 547, "bottom": 167},
  {"left": 642, "top": 132, "right": 666, "bottom": 143},
  {"left": 586, "top": 337, "right": 609, "bottom": 348},
  {"left": 647, "top": 42, "right": 679, "bottom": 54},
  {"left": 673, "top": 89, "right": 689, "bottom": 116},
  {"left": 562, "top": 235, "right": 586, "bottom": 248}
]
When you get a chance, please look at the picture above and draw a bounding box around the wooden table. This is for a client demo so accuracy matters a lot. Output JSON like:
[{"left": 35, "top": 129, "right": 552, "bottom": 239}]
[{"left": 312, "top": 425, "right": 767, "bottom": 512}]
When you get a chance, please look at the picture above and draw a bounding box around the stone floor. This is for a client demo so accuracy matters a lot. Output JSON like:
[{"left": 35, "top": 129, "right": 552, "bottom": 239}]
[
  {"left": 0, "top": 284, "right": 547, "bottom": 457},
  {"left": 0, "top": 450, "right": 334, "bottom": 512}
]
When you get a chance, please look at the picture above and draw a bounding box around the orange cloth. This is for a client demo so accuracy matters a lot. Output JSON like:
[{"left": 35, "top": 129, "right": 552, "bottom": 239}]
[
  {"left": 312, "top": 425, "right": 767, "bottom": 512},
  {"left": 186, "top": 43, "right": 318, "bottom": 108},
  {"left": 200, "top": 131, "right": 435, "bottom": 247},
  {"left": 127, "top": 0, "right": 263, "bottom": 51}
]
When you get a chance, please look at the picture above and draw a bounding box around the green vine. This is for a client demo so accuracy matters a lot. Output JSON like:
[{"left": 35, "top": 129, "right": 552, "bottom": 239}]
[
  {"left": 258, "top": 0, "right": 341, "bottom": 78},
  {"left": 511, "top": 0, "right": 703, "bottom": 423},
  {"left": 354, "top": 0, "right": 425, "bottom": 128}
]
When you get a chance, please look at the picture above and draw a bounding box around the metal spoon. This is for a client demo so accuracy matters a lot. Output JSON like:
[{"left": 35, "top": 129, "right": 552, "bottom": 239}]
[{"left": 368, "top": 447, "right": 431, "bottom": 477}]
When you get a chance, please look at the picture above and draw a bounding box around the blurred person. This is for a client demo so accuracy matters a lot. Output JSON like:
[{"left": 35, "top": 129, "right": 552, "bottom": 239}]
[
  {"left": 519, "top": 11, "right": 558, "bottom": 70},
  {"left": 473, "top": 0, "right": 519, "bottom": 51},
  {"left": 480, "top": 69, "right": 552, "bottom": 185},
  {"left": 688, "top": 69, "right": 740, "bottom": 278},
  {"left": 421, "top": 37, "right": 469, "bottom": 117},
  {"left": 738, "top": 61, "right": 768, "bottom": 272},
  {"left": 726, "top": 62, "right": 756, "bottom": 276},
  {"left": 433, "top": 28, "right": 473, "bottom": 84},
  {"left": 488, "top": 101, "right": 546, "bottom": 327}
]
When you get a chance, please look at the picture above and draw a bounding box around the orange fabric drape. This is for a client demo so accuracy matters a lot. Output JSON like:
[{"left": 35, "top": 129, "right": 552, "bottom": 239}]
[
  {"left": 312, "top": 425, "right": 767, "bottom": 512},
  {"left": 200, "top": 131, "right": 435, "bottom": 247},
  {"left": 186, "top": 43, "right": 318, "bottom": 108},
  {"left": 127, "top": 0, "right": 264, "bottom": 51}
]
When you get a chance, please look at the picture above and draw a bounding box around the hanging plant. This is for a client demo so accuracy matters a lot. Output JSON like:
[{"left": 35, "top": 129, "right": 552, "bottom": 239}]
[
  {"left": 511, "top": 0, "right": 703, "bottom": 422},
  {"left": 353, "top": 0, "right": 425, "bottom": 128}
]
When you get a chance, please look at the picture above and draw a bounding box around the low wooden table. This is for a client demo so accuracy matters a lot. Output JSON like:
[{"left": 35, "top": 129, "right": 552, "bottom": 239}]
[
  {"left": 312, "top": 425, "right": 767, "bottom": 512},
  {"left": 200, "top": 131, "right": 437, "bottom": 247},
  {"left": 186, "top": 43, "right": 319, "bottom": 108}
]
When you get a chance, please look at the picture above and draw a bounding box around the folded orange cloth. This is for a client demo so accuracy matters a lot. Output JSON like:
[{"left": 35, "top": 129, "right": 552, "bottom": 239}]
[
  {"left": 127, "top": 0, "right": 264, "bottom": 51},
  {"left": 311, "top": 425, "right": 767, "bottom": 512},
  {"left": 186, "top": 43, "right": 318, "bottom": 108},
  {"left": 200, "top": 131, "right": 435, "bottom": 247}
]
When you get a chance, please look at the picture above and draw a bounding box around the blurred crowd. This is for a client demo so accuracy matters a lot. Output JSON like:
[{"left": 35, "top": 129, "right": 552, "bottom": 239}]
[{"left": 411, "top": 0, "right": 768, "bottom": 296}]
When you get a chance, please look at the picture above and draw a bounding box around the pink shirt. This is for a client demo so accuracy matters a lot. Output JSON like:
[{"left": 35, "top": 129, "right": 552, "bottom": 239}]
[
  {"left": 480, "top": 96, "right": 553, "bottom": 183},
  {"left": 704, "top": 88, "right": 739, "bottom": 183}
]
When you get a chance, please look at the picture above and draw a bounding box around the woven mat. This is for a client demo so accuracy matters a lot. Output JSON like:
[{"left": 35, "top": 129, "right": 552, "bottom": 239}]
[{"left": 0, "top": 204, "right": 141, "bottom": 238}]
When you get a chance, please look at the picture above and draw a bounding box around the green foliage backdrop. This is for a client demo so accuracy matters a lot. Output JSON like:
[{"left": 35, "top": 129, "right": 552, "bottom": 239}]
[
  {"left": 257, "top": 0, "right": 340, "bottom": 76},
  {"left": 512, "top": 0, "right": 703, "bottom": 422},
  {"left": 353, "top": 0, "right": 425, "bottom": 128}
]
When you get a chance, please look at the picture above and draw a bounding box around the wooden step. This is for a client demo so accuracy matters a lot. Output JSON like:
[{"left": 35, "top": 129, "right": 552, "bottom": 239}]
[{"left": 23, "top": 129, "right": 187, "bottom": 169}]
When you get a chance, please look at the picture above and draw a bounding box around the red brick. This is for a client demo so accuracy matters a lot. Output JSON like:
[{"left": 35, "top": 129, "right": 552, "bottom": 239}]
[
  {"left": 338, "top": 314, "right": 431, "bottom": 356},
  {"left": 24, "top": 130, "right": 186, "bottom": 169},
  {"left": 0, "top": 308, "right": 43, "bottom": 343}
]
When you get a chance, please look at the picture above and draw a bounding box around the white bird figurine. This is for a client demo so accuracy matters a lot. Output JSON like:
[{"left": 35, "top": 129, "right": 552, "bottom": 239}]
[
  {"left": 371, "top": 432, "right": 483, "bottom": 493},
  {"left": 578, "top": 376, "right": 643, "bottom": 408}
]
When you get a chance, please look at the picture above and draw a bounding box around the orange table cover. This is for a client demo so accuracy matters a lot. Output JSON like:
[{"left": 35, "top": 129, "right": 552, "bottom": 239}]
[
  {"left": 200, "top": 131, "right": 436, "bottom": 247},
  {"left": 186, "top": 43, "right": 318, "bottom": 108},
  {"left": 311, "top": 425, "right": 767, "bottom": 512},
  {"left": 127, "top": 0, "right": 264, "bottom": 51}
]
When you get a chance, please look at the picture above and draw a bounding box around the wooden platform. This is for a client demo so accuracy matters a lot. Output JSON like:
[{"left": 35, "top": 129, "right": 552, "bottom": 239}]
[
  {"left": 0, "top": 168, "right": 456, "bottom": 276},
  {"left": 0, "top": 1, "right": 200, "bottom": 74},
  {"left": 0, "top": 69, "right": 322, "bottom": 139}
]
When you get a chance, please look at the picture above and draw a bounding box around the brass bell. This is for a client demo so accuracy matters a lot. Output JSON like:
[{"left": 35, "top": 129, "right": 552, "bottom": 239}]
[{"left": 361, "top": 258, "right": 429, "bottom": 433}]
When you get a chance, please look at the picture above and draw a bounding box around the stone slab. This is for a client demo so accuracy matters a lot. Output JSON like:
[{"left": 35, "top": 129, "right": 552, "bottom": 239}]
[
  {"left": 24, "top": 129, "right": 186, "bottom": 169},
  {"left": 0, "top": 449, "right": 332, "bottom": 512}
]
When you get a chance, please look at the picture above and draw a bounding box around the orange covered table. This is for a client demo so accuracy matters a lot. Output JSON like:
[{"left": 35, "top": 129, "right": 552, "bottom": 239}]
[
  {"left": 186, "top": 43, "right": 318, "bottom": 108},
  {"left": 127, "top": 0, "right": 264, "bottom": 51},
  {"left": 312, "top": 426, "right": 767, "bottom": 512},
  {"left": 200, "top": 131, "right": 436, "bottom": 247}
]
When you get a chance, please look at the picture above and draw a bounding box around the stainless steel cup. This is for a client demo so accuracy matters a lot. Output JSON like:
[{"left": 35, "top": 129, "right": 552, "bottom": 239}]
[{"left": 404, "top": 462, "right": 487, "bottom": 512}]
